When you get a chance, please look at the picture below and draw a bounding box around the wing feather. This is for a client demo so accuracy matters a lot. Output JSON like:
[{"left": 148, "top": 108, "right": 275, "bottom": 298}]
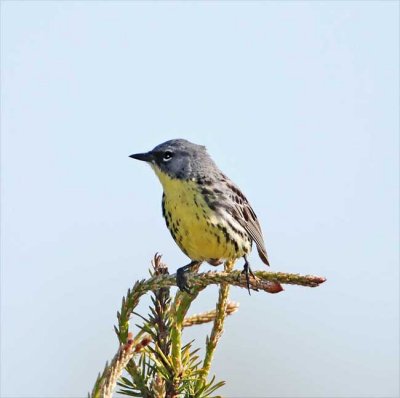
[
  {"left": 224, "top": 181, "right": 270, "bottom": 266},
  {"left": 198, "top": 174, "right": 270, "bottom": 266}
]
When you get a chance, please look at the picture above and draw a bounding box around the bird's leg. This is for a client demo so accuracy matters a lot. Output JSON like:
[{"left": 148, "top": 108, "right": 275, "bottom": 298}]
[
  {"left": 241, "top": 256, "right": 257, "bottom": 295},
  {"left": 176, "top": 260, "right": 201, "bottom": 293}
]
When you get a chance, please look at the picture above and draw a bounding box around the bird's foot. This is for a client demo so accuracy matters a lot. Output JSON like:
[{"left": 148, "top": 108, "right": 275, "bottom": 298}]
[
  {"left": 176, "top": 261, "right": 200, "bottom": 294},
  {"left": 241, "top": 259, "right": 258, "bottom": 295},
  {"left": 176, "top": 268, "right": 192, "bottom": 293}
]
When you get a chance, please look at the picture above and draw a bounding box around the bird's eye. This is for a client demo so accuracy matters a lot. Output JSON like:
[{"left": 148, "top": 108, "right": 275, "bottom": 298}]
[{"left": 163, "top": 151, "right": 173, "bottom": 161}]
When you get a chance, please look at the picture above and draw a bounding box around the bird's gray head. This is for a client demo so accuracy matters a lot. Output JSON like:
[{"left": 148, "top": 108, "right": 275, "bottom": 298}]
[{"left": 129, "top": 139, "right": 217, "bottom": 180}]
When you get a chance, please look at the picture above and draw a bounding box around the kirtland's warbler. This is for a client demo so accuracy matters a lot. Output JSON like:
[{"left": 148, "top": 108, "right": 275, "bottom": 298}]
[{"left": 130, "top": 139, "right": 280, "bottom": 293}]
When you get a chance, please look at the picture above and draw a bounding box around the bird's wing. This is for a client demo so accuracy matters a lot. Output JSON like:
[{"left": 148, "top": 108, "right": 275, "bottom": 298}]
[
  {"left": 197, "top": 173, "right": 270, "bottom": 265},
  {"left": 223, "top": 181, "right": 270, "bottom": 266}
]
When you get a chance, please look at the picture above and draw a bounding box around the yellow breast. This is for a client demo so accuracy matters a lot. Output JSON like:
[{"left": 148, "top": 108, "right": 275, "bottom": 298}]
[{"left": 152, "top": 165, "right": 250, "bottom": 262}]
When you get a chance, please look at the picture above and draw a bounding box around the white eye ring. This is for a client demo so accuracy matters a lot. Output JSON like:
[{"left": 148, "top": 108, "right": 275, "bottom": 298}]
[{"left": 163, "top": 151, "right": 173, "bottom": 161}]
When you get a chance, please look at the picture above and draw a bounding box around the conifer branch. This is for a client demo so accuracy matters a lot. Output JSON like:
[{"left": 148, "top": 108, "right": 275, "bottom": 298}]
[
  {"left": 196, "top": 264, "right": 232, "bottom": 392},
  {"left": 116, "top": 269, "right": 325, "bottom": 345},
  {"left": 90, "top": 333, "right": 135, "bottom": 398},
  {"left": 182, "top": 301, "right": 239, "bottom": 327},
  {"left": 90, "top": 255, "right": 326, "bottom": 397},
  {"left": 169, "top": 288, "right": 203, "bottom": 395}
]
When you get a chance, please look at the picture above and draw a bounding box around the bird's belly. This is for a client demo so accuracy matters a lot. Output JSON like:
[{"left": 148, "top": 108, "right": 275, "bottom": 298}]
[{"left": 162, "top": 180, "right": 251, "bottom": 262}]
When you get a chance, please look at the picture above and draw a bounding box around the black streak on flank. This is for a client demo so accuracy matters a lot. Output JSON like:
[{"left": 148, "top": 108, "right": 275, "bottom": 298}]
[
  {"left": 217, "top": 224, "right": 239, "bottom": 252},
  {"left": 201, "top": 188, "right": 213, "bottom": 196},
  {"left": 207, "top": 201, "right": 217, "bottom": 211},
  {"left": 226, "top": 219, "right": 246, "bottom": 239}
]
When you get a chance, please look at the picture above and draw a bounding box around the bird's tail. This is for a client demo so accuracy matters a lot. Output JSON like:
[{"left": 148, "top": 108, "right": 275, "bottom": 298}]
[{"left": 257, "top": 246, "right": 270, "bottom": 266}]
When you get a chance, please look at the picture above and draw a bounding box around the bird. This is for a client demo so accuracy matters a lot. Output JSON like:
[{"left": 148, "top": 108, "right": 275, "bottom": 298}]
[{"left": 130, "top": 138, "right": 279, "bottom": 294}]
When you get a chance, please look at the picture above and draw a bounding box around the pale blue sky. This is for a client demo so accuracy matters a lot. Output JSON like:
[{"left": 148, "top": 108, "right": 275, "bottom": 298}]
[{"left": 1, "top": 1, "right": 398, "bottom": 397}]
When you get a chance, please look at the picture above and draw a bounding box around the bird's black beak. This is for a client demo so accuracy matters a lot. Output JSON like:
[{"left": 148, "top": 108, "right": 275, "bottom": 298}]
[{"left": 129, "top": 151, "right": 154, "bottom": 162}]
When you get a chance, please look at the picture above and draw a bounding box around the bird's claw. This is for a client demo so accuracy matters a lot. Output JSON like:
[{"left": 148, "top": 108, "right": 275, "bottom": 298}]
[{"left": 241, "top": 261, "right": 258, "bottom": 295}]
